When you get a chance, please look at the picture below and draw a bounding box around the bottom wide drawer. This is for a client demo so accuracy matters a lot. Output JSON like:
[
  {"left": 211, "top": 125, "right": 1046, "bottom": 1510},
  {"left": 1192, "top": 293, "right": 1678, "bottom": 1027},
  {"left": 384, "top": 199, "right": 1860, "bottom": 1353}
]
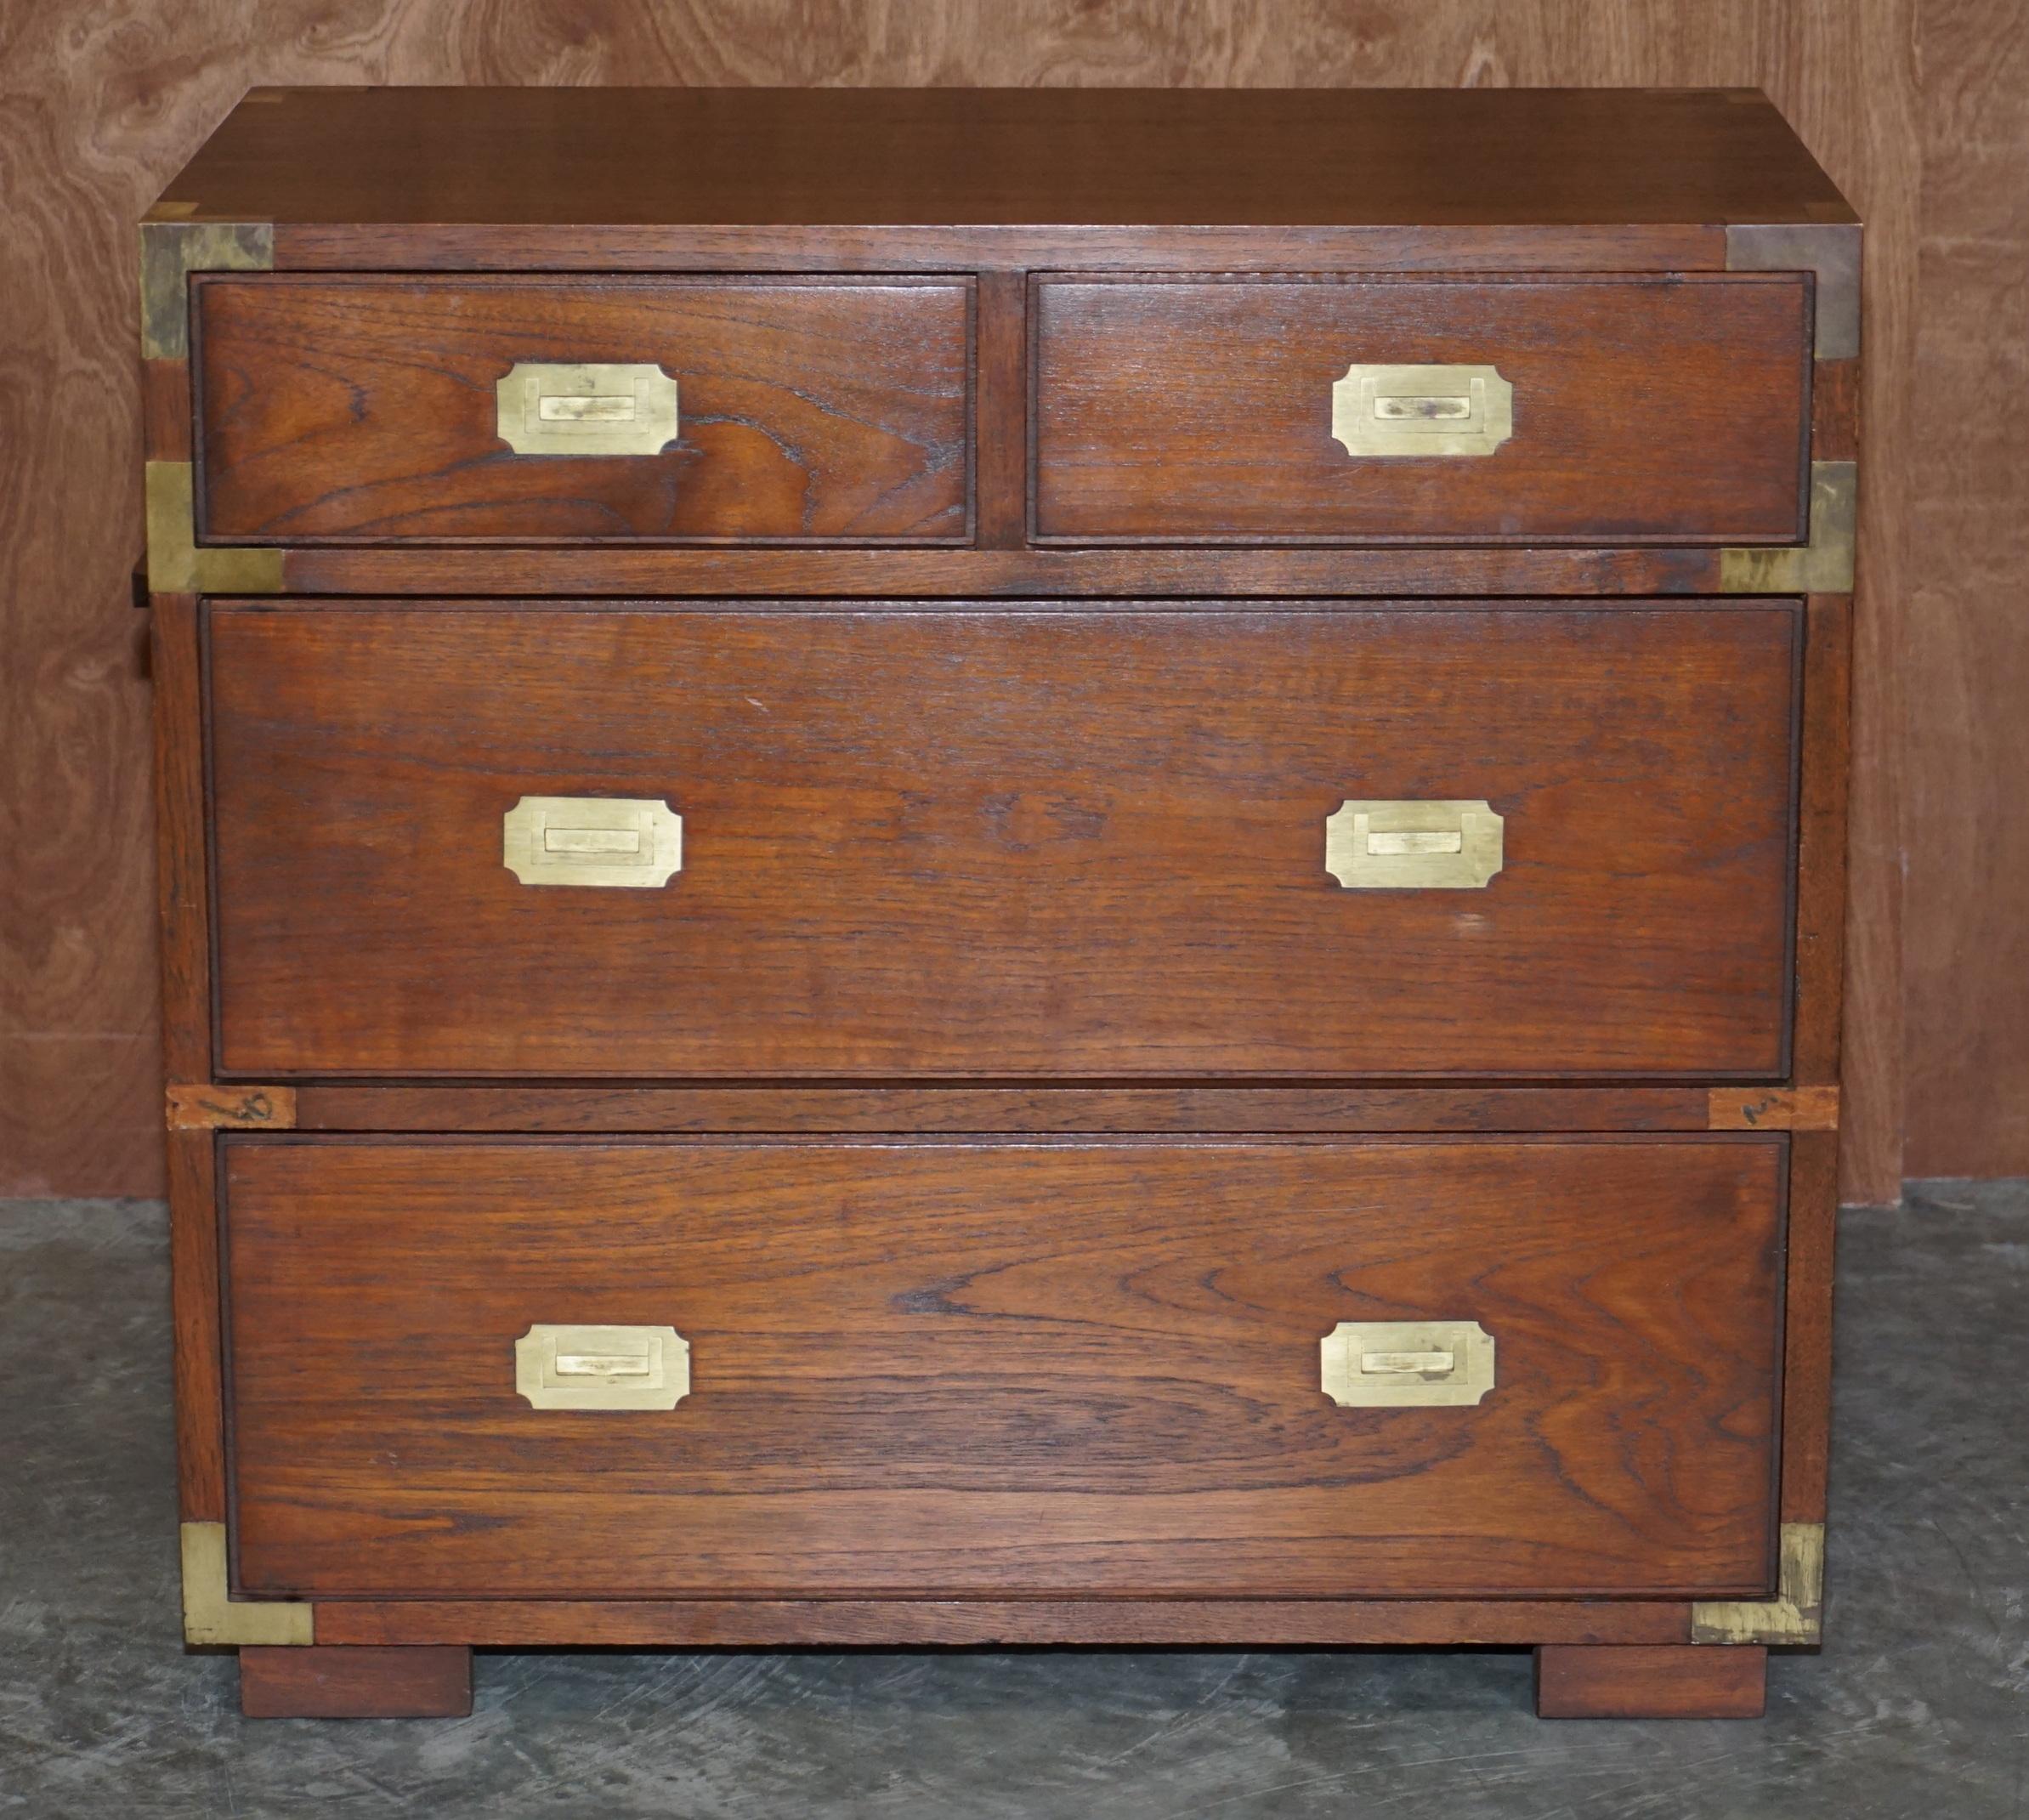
[{"left": 221, "top": 1136, "right": 1785, "bottom": 1602}]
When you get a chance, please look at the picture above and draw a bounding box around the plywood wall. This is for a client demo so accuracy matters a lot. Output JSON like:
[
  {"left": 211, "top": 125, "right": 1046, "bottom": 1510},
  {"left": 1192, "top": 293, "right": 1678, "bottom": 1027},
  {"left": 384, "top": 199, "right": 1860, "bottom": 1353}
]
[{"left": 3, "top": 0, "right": 2012, "bottom": 1203}]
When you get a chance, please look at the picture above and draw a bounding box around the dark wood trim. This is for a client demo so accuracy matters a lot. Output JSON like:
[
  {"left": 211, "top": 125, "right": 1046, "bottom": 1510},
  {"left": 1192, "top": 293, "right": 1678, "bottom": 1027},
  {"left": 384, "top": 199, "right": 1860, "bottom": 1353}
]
[
  {"left": 286, "top": 1084, "right": 1720, "bottom": 1134},
  {"left": 1794, "top": 594, "right": 1853, "bottom": 1086},
  {"left": 167, "top": 1130, "right": 226, "bottom": 1522},
  {"left": 150, "top": 593, "right": 208, "bottom": 1082},
  {"left": 240, "top": 1645, "right": 472, "bottom": 1721},
  {"left": 314, "top": 1597, "right": 1694, "bottom": 1649},
  {"left": 1812, "top": 357, "right": 1861, "bottom": 462},
  {"left": 270, "top": 223, "right": 1730, "bottom": 275},
  {"left": 973, "top": 271, "right": 1027, "bottom": 550},
  {"left": 279, "top": 544, "right": 1729, "bottom": 598},
  {"left": 142, "top": 358, "right": 191, "bottom": 463},
  {"left": 1535, "top": 1644, "right": 1766, "bottom": 1719},
  {"left": 1780, "top": 1131, "right": 1839, "bottom": 1522}
]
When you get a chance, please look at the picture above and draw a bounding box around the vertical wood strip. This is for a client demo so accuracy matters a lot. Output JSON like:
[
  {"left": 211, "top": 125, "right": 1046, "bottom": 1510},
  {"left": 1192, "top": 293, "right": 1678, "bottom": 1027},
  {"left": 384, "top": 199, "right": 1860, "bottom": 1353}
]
[
  {"left": 1780, "top": 1130, "right": 1839, "bottom": 1522},
  {"left": 167, "top": 1128, "right": 226, "bottom": 1521},
  {"left": 972, "top": 270, "right": 1027, "bottom": 549},
  {"left": 1793, "top": 594, "right": 1852, "bottom": 1084},
  {"left": 150, "top": 592, "right": 210, "bottom": 1083}
]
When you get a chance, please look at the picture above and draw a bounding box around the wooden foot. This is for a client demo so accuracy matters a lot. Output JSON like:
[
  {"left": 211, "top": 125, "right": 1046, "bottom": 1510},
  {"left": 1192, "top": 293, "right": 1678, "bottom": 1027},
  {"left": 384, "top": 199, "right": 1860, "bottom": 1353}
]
[
  {"left": 1534, "top": 1644, "right": 1766, "bottom": 1719},
  {"left": 240, "top": 1645, "right": 473, "bottom": 1719}
]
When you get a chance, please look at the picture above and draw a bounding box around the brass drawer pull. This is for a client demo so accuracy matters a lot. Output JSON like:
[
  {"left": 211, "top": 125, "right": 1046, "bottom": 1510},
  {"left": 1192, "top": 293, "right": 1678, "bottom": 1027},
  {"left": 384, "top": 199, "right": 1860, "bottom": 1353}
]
[
  {"left": 1330, "top": 363, "right": 1514, "bottom": 458},
  {"left": 495, "top": 362, "right": 679, "bottom": 456},
  {"left": 502, "top": 795, "right": 683, "bottom": 888},
  {"left": 515, "top": 1324, "right": 690, "bottom": 1410},
  {"left": 1324, "top": 799, "right": 1503, "bottom": 890},
  {"left": 1321, "top": 1321, "right": 1495, "bottom": 1408}
]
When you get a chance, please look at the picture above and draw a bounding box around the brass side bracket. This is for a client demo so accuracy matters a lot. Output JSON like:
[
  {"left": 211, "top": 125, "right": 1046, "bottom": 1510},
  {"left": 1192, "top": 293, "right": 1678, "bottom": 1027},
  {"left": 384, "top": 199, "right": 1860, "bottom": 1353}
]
[
  {"left": 167, "top": 1084, "right": 298, "bottom": 1131},
  {"left": 1726, "top": 223, "right": 1860, "bottom": 360},
  {"left": 1719, "top": 460, "right": 1856, "bottom": 594},
  {"left": 180, "top": 1522, "right": 313, "bottom": 1647},
  {"left": 139, "top": 218, "right": 272, "bottom": 360},
  {"left": 145, "top": 462, "right": 283, "bottom": 595},
  {"left": 1691, "top": 1522, "right": 1825, "bottom": 1645}
]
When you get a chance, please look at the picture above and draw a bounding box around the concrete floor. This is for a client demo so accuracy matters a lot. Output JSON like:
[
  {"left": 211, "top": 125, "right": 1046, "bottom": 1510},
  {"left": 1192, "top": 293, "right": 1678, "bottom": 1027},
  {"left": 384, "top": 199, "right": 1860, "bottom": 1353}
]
[{"left": 1, "top": 1182, "right": 2022, "bottom": 1819}]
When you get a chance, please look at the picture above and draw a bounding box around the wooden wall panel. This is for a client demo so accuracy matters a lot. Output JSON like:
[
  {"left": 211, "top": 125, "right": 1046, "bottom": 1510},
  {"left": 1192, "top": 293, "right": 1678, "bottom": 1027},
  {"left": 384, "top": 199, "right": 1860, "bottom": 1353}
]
[
  {"left": 1901, "top": 1, "right": 2029, "bottom": 1175},
  {"left": 0, "top": 0, "right": 1998, "bottom": 1199}
]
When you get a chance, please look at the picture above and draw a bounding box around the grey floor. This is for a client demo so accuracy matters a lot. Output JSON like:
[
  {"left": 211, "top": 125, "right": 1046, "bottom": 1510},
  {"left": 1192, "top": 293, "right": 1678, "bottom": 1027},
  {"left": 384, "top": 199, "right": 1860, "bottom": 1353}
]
[{"left": 1, "top": 1183, "right": 2023, "bottom": 1819}]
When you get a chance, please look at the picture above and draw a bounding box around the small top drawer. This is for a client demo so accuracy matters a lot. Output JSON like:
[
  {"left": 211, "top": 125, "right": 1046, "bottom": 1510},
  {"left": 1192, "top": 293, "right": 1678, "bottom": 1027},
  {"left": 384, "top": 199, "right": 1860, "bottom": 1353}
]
[
  {"left": 191, "top": 275, "right": 972, "bottom": 543},
  {"left": 1031, "top": 274, "right": 1812, "bottom": 544}
]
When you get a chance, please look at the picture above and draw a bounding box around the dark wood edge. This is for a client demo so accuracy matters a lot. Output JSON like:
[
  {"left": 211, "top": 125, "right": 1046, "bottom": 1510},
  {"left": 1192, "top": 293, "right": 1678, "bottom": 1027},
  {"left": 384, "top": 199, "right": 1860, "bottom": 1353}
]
[
  {"left": 269, "top": 223, "right": 1731, "bottom": 274},
  {"left": 1535, "top": 1643, "right": 1767, "bottom": 1720},
  {"left": 151, "top": 594, "right": 210, "bottom": 1080},
  {"left": 973, "top": 272, "right": 1025, "bottom": 549},
  {"left": 284, "top": 1085, "right": 1722, "bottom": 1134},
  {"left": 264, "top": 549, "right": 1737, "bottom": 595},
  {"left": 1779, "top": 1131, "right": 1838, "bottom": 1522},
  {"left": 167, "top": 1130, "right": 226, "bottom": 1522},
  {"left": 1794, "top": 595, "right": 1853, "bottom": 1084},
  {"left": 240, "top": 1644, "right": 472, "bottom": 1721},
  {"left": 312, "top": 1597, "right": 1696, "bottom": 1648}
]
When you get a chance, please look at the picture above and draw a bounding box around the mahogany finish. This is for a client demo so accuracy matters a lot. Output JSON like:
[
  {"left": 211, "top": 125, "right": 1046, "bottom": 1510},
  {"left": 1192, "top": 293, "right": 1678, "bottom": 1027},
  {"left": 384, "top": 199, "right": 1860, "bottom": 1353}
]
[
  {"left": 142, "top": 87, "right": 1858, "bottom": 1721},
  {"left": 206, "top": 602, "right": 1799, "bottom": 1081},
  {"left": 194, "top": 277, "right": 972, "bottom": 543},
  {"left": 1033, "top": 275, "right": 1812, "bottom": 544},
  {"left": 239, "top": 1646, "right": 473, "bottom": 1721},
  {"left": 223, "top": 1137, "right": 1783, "bottom": 1602},
  {"left": 1534, "top": 1645, "right": 1769, "bottom": 1720},
  {"left": 156, "top": 88, "right": 1855, "bottom": 230}
]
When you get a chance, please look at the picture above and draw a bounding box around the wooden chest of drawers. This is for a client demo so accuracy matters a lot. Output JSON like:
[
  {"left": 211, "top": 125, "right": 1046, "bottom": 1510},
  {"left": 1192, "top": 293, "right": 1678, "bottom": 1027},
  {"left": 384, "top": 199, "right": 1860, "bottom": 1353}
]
[{"left": 144, "top": 86, "right": 1858, "bottom": 1722}]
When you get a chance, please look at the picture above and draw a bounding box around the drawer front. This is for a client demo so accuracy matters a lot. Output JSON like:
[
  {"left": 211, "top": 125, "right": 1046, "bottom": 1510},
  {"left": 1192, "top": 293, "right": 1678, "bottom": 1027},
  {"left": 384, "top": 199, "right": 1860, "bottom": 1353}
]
[
  {"left": 224, "top": 1137, "right": 1784, "bottom": 1602},
  {"left": 192, "top": 276, "right": 972, "bottom": 543},
  {"left": 207, "top": 602, "right": 1799, "bottom": 1080},
  {"left": 1032, "top": 275, "right": 1812, "bottom": 543}
]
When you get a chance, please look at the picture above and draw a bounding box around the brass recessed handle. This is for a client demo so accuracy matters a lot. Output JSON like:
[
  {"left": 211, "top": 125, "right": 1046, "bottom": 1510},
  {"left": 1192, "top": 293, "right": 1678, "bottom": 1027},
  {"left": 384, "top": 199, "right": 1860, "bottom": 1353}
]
[
  {"left": 515, "top": 1324, "right": 690, "bottom": 1410},
  {"left": 1324, "top": 799, "right": 1503, "bottom": 890},
  {"left": 1330, "top": 363, "right": 1513, "bottom": 458},
  {"left": 495, "top": 362, "right": 679, "bottom": 456},
  {"left": 1321, "top": 1321, "right": 1495, "bottom": 1408},
  {"left": 502, "top": 796, "right": 683, "bottom": 888}
]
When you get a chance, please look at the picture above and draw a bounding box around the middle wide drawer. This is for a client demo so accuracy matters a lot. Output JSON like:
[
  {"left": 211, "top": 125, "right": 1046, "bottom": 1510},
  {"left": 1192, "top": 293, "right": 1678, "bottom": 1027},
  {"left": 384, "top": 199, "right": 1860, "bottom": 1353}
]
[{"left": 206, "top": 600, "right": 1799, "bottom": 1080}]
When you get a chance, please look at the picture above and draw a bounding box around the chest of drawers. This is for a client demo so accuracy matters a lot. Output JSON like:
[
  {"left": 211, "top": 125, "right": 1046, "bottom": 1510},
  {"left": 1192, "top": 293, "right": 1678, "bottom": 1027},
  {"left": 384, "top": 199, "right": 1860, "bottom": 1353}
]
[{"left": 144, "top": 86, "right": 1857, "bottom": 1722}]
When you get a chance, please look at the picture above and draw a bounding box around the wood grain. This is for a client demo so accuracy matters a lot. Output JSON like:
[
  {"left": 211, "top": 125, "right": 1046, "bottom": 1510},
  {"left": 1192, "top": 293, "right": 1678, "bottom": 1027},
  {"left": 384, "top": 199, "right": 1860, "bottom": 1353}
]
[
  {"left": 221, "top": 1136, "right": 1785, "bottom": 1602},
  {"left": 1902, "top": 0, "right": 2029, "bottom": 1175},
  {"left": 315, "top": 1597, "right": 1695, "bottom": 1649},
  {"left": 194, "top": 276, "right": 972, "bottom": 544},
  {"left": 239, "top": 1646, "right": 472, "bottom": 1721},
  {"left": 205, "top": 602, "right": 1800, "bottom": 1081},
  {"left": 288, "top": 1085, "right": 1719, "bottom": 1133},
  {"left": 1032, "top": 275, "right": 1812, "bottom": 544},
  {"left": 157, "top": 87, "right": 1854, "bottom": 229},
  {"left": 1535, "top": 1645, "right": 1767, "bottom": 1720},
  {"left": 0, "top": 6, "right": 1956, "bottom": 1197}
]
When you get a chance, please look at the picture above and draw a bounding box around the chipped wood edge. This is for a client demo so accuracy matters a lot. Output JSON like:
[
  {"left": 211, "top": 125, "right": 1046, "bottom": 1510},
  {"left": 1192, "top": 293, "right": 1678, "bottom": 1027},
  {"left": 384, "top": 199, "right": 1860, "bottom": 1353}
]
[
  {"left": 181, "top": 1522, "right": 313, "bottom": 1647},
  {"left": 1707, "top": 1086, "right": 1841, "bottom": 1131},
  {"left": 166, "top": 1084, "right": 298, "bottom": 1131},
  {"left": 1691, "top": 1522, "right": 1824, "bottom": 1645}
]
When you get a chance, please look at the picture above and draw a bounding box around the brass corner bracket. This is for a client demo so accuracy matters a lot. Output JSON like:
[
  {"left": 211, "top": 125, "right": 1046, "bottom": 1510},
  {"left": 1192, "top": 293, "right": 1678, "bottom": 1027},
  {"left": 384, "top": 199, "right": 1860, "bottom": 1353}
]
[
  {"left": 180, "top": 1522, "right": 313, "bottom": 1647},
  {"left": 139, "top": 218, "right": 272, "bottom": 361},
  {"left": 145, "top": 462, "right": 283, "bottom": 596},
  {"left": 1691, "top": 1522, "right": 1825, "bottom": 1645},
  {"left": 166, "top": 1084, "right": 298, "bottom": 1131},
  {"left": 1726, "top": 223, "right": 1860, "bottom": 360},
  {"left": 1719, "top": 460, "right": 1856, "bottom": 595}
]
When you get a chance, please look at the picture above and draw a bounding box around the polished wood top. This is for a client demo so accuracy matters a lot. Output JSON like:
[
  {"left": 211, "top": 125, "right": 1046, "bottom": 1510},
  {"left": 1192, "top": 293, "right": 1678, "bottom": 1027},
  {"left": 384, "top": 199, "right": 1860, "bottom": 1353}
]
[{"left": 153, "top": 87, "right": 1855, "bottom": 229}]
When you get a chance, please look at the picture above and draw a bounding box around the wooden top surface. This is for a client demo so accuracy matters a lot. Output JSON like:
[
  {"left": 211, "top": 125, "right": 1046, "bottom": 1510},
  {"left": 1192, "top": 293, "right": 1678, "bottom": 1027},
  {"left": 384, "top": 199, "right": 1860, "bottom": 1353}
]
[{"left": 153, "top": 87, "right": 1855, "bottom": 229}]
